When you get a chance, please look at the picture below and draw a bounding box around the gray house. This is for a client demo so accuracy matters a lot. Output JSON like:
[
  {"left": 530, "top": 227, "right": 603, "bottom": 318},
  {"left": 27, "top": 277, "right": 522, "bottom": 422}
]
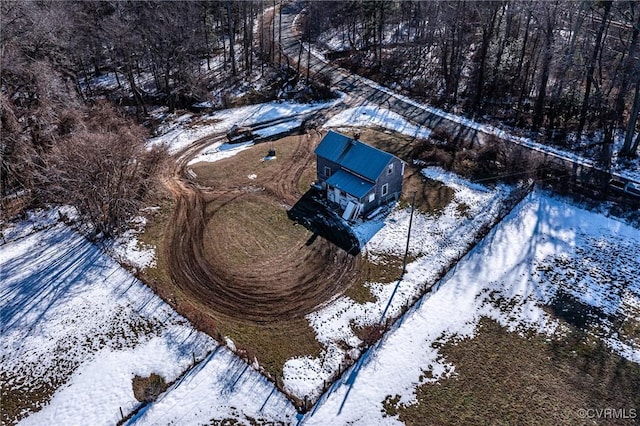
[{"left": 314, "top": 130, "right": 404, "bottom": 220}]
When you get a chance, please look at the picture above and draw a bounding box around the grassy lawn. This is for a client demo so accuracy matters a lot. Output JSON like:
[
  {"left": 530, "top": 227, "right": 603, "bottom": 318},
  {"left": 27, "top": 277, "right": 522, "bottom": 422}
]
[
  {"left": 202, "top": 197, "right": 311, "bottom": 271},
  {"left": 383, "top": 318, "right": 640, "bottom": 425},
  {"left": 135, "top": 129, "right": 460, "bottom": 392}
]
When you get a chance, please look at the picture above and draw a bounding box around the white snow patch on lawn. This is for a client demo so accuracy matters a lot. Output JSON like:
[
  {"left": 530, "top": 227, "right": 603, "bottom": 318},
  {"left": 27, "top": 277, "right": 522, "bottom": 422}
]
[
  {"left": 109, "top": 216, "right": 156, "bottom": 270},
  {"left": 188, "top": 141, "right": 254, "bottom": 165},
  {"left": 302, "top": 191, "right": 640, "bottom": 425},
  {"left": 1, "top": 224, "right": 217, "bottom": 425},
  {"left": 324, "top": 105, "right": 431, "bottom": 140},
  {"left": 254, "top": 118, "right": 303, "bottom": 138}
]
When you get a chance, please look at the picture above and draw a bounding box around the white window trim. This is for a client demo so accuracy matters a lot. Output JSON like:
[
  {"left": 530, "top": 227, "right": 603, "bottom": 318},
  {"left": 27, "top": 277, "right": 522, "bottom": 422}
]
[
  {"left": 381, "top": 183, "right": 389, "bottom": 196},
  {"left": 324, "top": 166, "right": 331, "bottom": 177},
  {"left": 387, "top": 163, "right": 394, "bottom": 175},
  {"left": 368, "top": 192, "right": 375, "bottom": 202}
]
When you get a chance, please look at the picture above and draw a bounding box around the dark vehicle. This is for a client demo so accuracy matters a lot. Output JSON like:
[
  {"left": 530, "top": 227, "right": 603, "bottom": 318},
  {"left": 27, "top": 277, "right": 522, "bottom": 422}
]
[
  {"left": 624, "top": 182, "right": 640, "bottom": 197},
  {"left": 609, "top": 179, "right": 640, "bottom": 198},
  {"left": 226, "top": 125, "right": 254, "bottom": 143}
]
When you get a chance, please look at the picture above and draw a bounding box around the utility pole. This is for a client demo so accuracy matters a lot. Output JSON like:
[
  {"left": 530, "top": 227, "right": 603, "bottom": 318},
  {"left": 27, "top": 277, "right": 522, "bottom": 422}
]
[{"left": 401, "top": 192, "right": 416, "bottom": 278}]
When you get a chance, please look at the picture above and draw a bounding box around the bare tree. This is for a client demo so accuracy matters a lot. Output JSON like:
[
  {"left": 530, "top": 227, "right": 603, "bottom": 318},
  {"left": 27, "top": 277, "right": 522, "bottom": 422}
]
[{"left": 42, "top": 103, "right": 168, "bottom": 238}]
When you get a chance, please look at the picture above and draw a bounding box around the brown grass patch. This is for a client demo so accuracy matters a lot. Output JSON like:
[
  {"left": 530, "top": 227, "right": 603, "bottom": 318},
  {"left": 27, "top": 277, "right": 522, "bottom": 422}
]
[
  {"left": 385, "top": 318, "right": 640, "bottom": 425},
  {"left": 215, "top": 318, "right": 323, "bottom": 379},
  {"left": 190, "top": 136, "right": 313, "bottom": 193},
  {"left": 132, "top": 373, "right": 167, "bottom": 403},
  {"left": 202, "top": 198, "right": 311, "bottom": 271}
]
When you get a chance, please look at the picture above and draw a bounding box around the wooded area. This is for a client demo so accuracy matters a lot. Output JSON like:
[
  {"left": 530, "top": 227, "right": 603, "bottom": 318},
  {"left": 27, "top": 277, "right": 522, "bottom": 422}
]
[
  {"left": 1, "top": 1, "right": 277, "bottom": 235},
  {"left": 1, "top": 1, "right": 639, "bottom": 235},
  {"left": 303, "top": 0, "right": 640, "bottom": 157}
]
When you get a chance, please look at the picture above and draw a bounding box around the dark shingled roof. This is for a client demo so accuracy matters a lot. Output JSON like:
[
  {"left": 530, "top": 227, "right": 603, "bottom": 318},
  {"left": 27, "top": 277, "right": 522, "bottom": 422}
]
[{"left": 314, "top": 130, "right": 395, "bottom": 182}]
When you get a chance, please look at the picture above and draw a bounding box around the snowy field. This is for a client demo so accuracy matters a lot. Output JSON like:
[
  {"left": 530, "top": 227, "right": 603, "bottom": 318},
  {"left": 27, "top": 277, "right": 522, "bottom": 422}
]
[
  {"left": 148, "top": 98, "right": 340, "bottom": 156},
  {"left": 303, "top": 190, "right": 640, "bottom": 425},
  {"left": 0, "top": 220, "right": 293, "bottom": 425},
  {"left": 3, "top": 191, "right": 638, "bottom": 425}
]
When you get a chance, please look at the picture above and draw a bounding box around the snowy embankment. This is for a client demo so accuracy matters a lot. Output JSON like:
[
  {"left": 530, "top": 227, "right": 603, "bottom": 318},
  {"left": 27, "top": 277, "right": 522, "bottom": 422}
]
[
  {"left": 302, "top": 190, "right": 640, "bottom": 425},
  {"left": 323, "top": 105, "right": 432, "bottom": 140},
  {"left": 0, "top": 221, "right": 294, "bottom": 425}
]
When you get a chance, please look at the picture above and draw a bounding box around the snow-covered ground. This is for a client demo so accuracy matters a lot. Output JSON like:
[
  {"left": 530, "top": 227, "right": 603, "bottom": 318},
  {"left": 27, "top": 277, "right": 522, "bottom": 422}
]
[
  {"left": 302, "top": 190, "right": 640, "bottom": 425},
  {"left": 0, "top": 222, "right": 291, "bottom": 425},
  {"left": 148, "top": 98, "right": 340, "bottom": 155},
  {"left": 282, "top": 168, "right": 514, "bottom": 402},
  {"left": 3, "top": 189, "right": 638, "bottom": 425},
  {"left": 323, "top": 105, "right": 431, "bottom": 140},
  {"left": 109, "top": 215, "right": 157, "bottom": 270},
  {"left": 4, "top": 92, "right": 638, "bottom": 425}
]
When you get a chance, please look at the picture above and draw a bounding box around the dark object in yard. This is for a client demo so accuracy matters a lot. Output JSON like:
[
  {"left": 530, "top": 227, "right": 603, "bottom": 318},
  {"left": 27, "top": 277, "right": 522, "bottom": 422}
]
[
  {"left": 268, "top": 148, "right": 276, "bottom": 157},
  {"left": 609, "top": 178, "right": 640, "bottom": 198},
  {"left": 226, "top": 124, "right": 254, "bottom": 143}
]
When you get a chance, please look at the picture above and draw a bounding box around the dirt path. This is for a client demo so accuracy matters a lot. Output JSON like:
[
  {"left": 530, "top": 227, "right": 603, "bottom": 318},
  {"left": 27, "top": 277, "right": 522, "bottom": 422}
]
[{"left": 163, "top": 133, "right": 361, "bottom": 324}]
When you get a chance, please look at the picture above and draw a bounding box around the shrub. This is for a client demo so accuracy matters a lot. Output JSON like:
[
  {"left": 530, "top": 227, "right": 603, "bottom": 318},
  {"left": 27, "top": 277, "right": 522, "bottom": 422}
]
[{"left": 132, "top": 373, "right": 167, "bottom": 403}]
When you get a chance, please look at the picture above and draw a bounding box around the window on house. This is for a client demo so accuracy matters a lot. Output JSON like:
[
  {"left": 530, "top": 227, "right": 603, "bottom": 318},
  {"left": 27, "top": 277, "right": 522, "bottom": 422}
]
[
  {"left": 369, "top": 193, "right": 375, "bottom": 203},
  {"left": 324, "top": 166, "right": 331, "bottom": 177},
  {"left": 387, "top": 163, "right": 394, "bottom": 175},
  {"left": 381, "top": 183, "right": 389, "bottom": 196}
]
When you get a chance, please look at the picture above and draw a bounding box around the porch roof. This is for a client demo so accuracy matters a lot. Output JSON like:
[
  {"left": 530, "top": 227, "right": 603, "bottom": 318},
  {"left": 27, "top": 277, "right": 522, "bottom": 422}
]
[{"left": 326, "top": 169, "right": 375, "bottom": 199}]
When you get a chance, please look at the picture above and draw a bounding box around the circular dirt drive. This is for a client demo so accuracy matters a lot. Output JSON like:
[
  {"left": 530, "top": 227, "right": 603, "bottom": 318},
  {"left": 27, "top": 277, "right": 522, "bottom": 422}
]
[{"left": 167, "top": 134, "right": 361, "bottom": 323}]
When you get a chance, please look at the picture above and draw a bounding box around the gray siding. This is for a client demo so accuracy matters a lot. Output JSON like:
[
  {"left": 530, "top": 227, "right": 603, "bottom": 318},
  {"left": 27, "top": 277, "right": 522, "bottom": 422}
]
[
  {"left": 317, "top": 154, "right": 404, "bottom": 217},
  {"left": 316, "top": 157, "right": 341, "bottom": 183},
  {"left": 374, "top": 157, "right": 403, "bottom": 205}
]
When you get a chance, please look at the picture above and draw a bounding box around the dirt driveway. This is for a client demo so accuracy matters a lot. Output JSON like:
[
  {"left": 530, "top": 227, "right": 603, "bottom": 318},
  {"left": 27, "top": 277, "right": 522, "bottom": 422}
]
[{"left": 164, "top": 133, "right": 361, "bottom": 324}]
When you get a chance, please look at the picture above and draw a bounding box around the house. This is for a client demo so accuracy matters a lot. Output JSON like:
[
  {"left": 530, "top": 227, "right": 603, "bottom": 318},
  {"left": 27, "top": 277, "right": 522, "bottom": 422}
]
[{"left": 314, "top": 130, "right": 404, "bottom": 220}]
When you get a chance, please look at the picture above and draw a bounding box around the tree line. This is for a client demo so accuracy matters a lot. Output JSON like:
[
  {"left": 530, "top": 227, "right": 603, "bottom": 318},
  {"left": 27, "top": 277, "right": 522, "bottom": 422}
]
[
  {"left": 1, "top": 1, "right": 277, "bottom": 236},
  {"left": 2, "top": 1, "right": 638, "bottom": 235},
  {"left": 303, "top": 0, "right": 640, "bottom": 158}
]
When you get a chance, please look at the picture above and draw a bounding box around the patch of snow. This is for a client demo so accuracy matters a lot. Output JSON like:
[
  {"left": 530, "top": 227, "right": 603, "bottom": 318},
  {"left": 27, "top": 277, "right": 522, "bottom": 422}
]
[
  {"left": 109, "top": 216, "right": 156, "bottom": 270},
  {"left": 254, "top": 119, "right": 303, "bottom": 138},
  {"left": 1, "top": 205, "right": 78, "bottom": 244},
  {"left": 0, "top": 224, "right": 217, "bottom": 425},
  {"left": 188, "top": 141, "right": 254, "bottom": 165},
  {"left": 150, "top": 99, "right": 339, "bottom": 155},
  {"left": 128, "top": 347, "right": 297, "bottom": 426},
  {"left": 324, "top": 105, "right": 432, "bottom": 140},
  {"left": 303, "top": 191, "right": 640, "bottom": 424}
]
